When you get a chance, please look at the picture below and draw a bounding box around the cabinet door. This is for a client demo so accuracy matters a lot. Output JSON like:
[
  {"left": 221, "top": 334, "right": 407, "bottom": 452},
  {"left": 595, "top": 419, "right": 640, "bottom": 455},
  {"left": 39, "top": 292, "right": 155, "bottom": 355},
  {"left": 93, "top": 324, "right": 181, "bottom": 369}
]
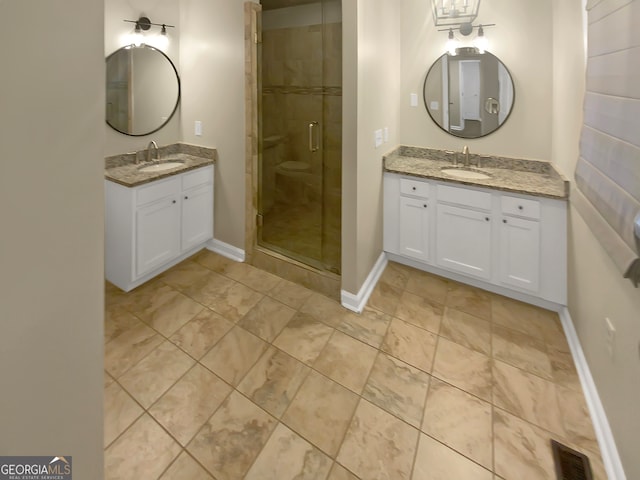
[
  {"left": 399, "top": 196, "right": 430, "bottom": 261},
  {"left": 181, "top": 184, "right": 213, "bottom": 252},
  {"left": 436, "top": 204, "right": 491, "bottom": 279},
  {"left": 136, "top": 196, "right": 181, "bottom": 277},
  {"left": 499, "top": 216, "right": 540, "bottom": 292}
]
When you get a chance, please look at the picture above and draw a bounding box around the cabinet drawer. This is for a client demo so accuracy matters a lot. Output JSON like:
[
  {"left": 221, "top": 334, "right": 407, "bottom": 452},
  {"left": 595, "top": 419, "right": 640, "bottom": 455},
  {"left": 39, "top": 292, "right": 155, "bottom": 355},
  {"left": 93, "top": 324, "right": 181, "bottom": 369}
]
[
  {"left": 501, "top": 196, "right": 540, "bottom": 220},
  {"left": 437, "top": 184, "right": 491, "bottom": 211},
  {"left": 136, "top": 177, "right": 180, "bottom": 206},
  {"left": 400, "top": 178, "right": 430, "bottom": 198},
  {"left": 183, "top": 166, "right": 213, "bottom": 191}
]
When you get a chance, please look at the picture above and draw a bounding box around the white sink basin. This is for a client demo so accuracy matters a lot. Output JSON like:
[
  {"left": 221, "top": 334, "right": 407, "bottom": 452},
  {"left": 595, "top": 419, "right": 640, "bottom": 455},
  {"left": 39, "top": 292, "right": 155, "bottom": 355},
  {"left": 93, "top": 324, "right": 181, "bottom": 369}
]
[
  {"left": 441, "top": 167, "right": 491, "bottom": 180},
  {"left": 138, "top": 161, "right": 185, "bottom": 173}
]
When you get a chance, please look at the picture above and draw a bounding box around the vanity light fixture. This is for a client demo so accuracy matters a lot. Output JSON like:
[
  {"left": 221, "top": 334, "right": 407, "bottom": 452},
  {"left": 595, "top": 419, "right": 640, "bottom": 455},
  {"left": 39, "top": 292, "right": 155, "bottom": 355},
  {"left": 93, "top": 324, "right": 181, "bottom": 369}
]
[
  {"left": 439, "top": 23, "right": 494, "bottom": 55},
  {"left": 123, "top": 16, "right": 175, "bottom": 48}
]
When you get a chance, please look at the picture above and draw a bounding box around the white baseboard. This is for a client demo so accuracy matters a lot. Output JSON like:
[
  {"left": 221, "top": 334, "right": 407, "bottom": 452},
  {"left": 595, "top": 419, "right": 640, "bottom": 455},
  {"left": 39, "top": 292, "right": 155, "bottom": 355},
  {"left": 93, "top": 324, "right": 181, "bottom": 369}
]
[
  {"left": 207, "top": 238, "right": 245, "bottom": 262},
  {"left": 341, "top": 252, "right": 388, "bottom": 313},
  {"left": 559, "top": 308, "right": 626, "bottom": 480}
]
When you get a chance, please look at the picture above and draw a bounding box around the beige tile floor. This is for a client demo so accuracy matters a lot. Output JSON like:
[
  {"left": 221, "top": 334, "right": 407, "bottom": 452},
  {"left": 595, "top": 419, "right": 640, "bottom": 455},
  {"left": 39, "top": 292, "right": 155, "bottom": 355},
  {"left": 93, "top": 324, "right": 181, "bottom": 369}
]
[{"left": 104, "top": 250, "right": 606, "bottom": 480}]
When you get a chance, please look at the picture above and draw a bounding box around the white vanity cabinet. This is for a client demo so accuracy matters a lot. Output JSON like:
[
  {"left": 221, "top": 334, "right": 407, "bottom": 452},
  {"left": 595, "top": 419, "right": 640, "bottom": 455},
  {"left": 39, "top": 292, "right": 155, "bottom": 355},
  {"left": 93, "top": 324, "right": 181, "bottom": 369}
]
[
  {"left": 435, "top": 185, "right": 492, "bottom": 280},
  {"left": 384, "top": 172, "right": 567, "bottom": 307},
  {"left": 398, "top": 178, "right": 431, "bottom": 262},
  {"left": 106, "top": 165, "right": 214, "bottom": 292}
]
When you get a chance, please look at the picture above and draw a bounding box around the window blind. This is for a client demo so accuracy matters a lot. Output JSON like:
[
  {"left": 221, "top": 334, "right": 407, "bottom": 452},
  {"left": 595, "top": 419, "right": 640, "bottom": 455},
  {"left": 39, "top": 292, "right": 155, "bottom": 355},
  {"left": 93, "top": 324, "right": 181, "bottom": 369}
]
[{"left": 574, "top": 0, "right": 640, "bottom": 286}]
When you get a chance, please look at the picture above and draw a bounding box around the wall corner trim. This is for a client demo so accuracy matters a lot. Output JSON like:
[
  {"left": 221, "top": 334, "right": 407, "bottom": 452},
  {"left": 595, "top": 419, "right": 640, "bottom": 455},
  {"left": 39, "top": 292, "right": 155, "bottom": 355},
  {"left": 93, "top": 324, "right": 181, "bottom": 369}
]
[
  {"left": 207, "top": 239, "right": 246, "bottom": 262},
  {"left": 341, "top": 252, "right": 388, "bottom": 313},
  {"left": 559, "top": 307, "right": 627, "bottom": 480}
]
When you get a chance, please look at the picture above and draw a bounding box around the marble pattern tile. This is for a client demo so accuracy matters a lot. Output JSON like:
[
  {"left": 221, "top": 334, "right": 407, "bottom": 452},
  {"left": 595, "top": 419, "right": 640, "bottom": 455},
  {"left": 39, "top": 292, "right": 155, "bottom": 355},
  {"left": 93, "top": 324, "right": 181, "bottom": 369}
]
[
  {"left": 192, "top": 249, "right": 236, "bottom": 275},
  {"left": 538, "top": 313, "right": 571, "bottom": 353},
  {"left": 394, "top": 291, "right": 443, "bottom": 334},
  {"left": 556, "top": 384, "right": 599, "bottom": 453},
  {"left": 314, "top": 330, "right": 377, "bottom": 394},
  {"left": 445, "top": 283, "right": 492, "bottom": 321},
  {"left": 493, "top": 360, "right": 564, "bottom": 436},
  {"left": 159, "top": 452, "right": 213, "bottom": 480},
  {"left": 182, "top": 271, "right": 237, "bottom": 309},
  {"left": 119, "top": 341, "right": 195, "bottom": 408},
  {"left": 493, "top": 408, "right": 555, "bottom": 480},
  {"left": 244, "top": 423, "right": 332, "bottom": 480},
  {"left": 238, "top": 347, "right": 310, "bottom": 418},
  {"left": 368, "top": 280, "right": 403, "bottom": 315},
  {"left": 422, "top": 377, "right": 492, "bottom": 469},
  {"left": 104, "top": 381, "right": 143, "bottom": 447},
  {"left": 548, "top": 347, "right": 581, "bottom": 391},
  {"left": 122, "top": 282, "right": 176, "bottom": 319},
  {"left": 104, "top": 414, "right": 181, "bottom": 480},
  {"left": 412, "top": 433, "right": 493, "bottom": 480},
  {"left": 188, "top": 391, "right": 277, "bottom": 480},
  {"left": 432, "top": 337, "right": 492, "bottom": 401},
  {"left": 273, "top": 312, "right": 334, "bottom": 365},
  {"left": 337, "top": 307, "right": 391, "bottom": 348},
  {"left": 381, "top": 318, "right": 437, "bottom": 373},
  {"left": 491, "top": 296, "right": 545, "bottom": 340},
  {"left": 440, "top": 307, "right": 491, "bottom": 355},
  {"left": 149, "top": 364, "right": 232, "bottom": 446},
  {"left": 300, "top": 292, "right": 348, "bottom": 328},
  {"left": 238, "top": 296, "right": 296, "bottom": 342},
  {"left": 200, "top": 326, "right": 268, "bottom": 386},
  {"left": 138, "top": 290, "right": 204, "bottom": 337},
  {"left": 363, "top": 352, "right": 430, "bottom": 427},
  {"left": 224, "top": 261, "right": 284, "bottom": 293},
  {"left": 104, "top": 322, "right": 163, "bottom": 378},
  {"left": 404, "top": 269, "right": 449, "bottom": 304},
  {"left": 104, "top": 306, "right": 140, "bottom": 344},
  {"left": 159, "top": 260, "right": 212, "bottom": 292},
  {"left": 492, "top": 324, "right": 553, "bottom": 380},
  {"left": 326, "top": 463, "right": 359, "bottom": 480},
  {"left": 169, "top": 308, "right": 234, "bottom": 360},
  {"left": 282, "top": 370, "right": 359, "bottom": 456},
  {"left": 379, "top": 262, "right": 411, "bottom": 290},
  {"left": 269, "top": 279, "right": 314, "bottom": 309},
  {"left": 207, "top": 281, "right": 264, "bottom": 322},
  {"left": 337, "top": 399, "right": 418, "bottom": 480}
]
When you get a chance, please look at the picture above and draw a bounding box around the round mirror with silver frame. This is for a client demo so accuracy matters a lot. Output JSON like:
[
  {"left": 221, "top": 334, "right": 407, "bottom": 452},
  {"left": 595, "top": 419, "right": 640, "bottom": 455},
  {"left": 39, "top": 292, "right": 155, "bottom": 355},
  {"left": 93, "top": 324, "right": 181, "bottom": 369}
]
[
  {"left": 423, "top": 48, "right": 515, "bottom": 138},
  {"left": 106, "top": 44, "right": 180, "bottom": 136}
]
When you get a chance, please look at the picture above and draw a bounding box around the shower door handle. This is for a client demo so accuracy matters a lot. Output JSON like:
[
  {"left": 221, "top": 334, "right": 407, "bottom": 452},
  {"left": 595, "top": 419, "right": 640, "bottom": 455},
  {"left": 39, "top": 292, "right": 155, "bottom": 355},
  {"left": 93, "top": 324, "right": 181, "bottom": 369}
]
[{"left": 308, "top": 121, "right": 320, "bottom": 152}]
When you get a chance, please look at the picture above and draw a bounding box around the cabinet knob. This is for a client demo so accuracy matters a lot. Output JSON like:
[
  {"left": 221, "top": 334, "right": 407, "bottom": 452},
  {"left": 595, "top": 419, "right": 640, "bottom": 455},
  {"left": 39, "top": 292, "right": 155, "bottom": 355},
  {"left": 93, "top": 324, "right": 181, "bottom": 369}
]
[
  {"left": 485, "top": 217, "right": 490, "bottom": 221},
  {"left": 518, "top": 205, "right": 523, "bottom": 210},
  {"left": 184, "top": 196, "right": 189, "bottom": 200},
  {"left": 172, "top": 200, "right": 176, "bottom": 204},
  {"left": 423, "top": 204, "right": 427, "bottom": 208},
  {"left": 503, "top": 219, "right": 507, "bottom": 223},
  {"left": 412, "top": 186, "right": 416, "bottom": 191}
]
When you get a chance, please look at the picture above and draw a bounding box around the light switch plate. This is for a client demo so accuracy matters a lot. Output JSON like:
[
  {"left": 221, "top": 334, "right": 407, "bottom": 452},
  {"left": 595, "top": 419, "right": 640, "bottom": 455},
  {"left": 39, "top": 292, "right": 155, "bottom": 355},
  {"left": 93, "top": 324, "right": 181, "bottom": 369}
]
[
  {"left": 374, "top": 129, "right": 383, "bottom": 148},
  {"left": 410, "top": 93, "right": 418, "bottom": 107},
  {"left": 195, "top": 120, "right": 202, "bottom": 136}
]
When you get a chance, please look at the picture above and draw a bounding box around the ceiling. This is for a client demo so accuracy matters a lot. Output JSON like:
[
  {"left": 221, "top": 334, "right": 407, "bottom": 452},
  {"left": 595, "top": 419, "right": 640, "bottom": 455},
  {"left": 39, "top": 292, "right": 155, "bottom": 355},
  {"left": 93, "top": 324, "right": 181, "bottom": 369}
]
[{"left": 261, "top": 0, "right": 319, "bottom": 11}]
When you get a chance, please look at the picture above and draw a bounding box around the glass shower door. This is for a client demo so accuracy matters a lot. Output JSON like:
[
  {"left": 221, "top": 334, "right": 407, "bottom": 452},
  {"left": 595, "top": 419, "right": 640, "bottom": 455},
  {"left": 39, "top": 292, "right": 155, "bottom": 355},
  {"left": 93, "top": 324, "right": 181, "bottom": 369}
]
[{"left": 257, "top": 0, "right": 341, "bottom": 274}]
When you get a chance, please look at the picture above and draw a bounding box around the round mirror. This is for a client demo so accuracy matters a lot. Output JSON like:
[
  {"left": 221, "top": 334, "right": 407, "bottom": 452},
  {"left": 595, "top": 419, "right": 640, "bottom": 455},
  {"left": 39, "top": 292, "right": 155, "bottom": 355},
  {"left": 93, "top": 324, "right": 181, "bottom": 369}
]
[
  {"left": 423, "top": 49, "right": 515, "bottom": 138},
  {"left": 106, "top": 45, "right": 180, "bottom": 136}
]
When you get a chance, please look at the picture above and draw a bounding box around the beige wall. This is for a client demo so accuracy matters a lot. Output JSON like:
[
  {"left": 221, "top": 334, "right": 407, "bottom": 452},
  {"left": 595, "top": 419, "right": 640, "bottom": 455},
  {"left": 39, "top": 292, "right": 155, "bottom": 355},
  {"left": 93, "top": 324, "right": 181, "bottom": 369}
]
[
  {"left": 0, "top": 0, "right": 105, "bottom": 478},
  {"left": 104, "top": 0, "right": 181, "bottom": 155},
  {"left": 342, "top": 0, "right": 401, "bottom": 293},
  {"left": 400, "top": 0, "right": 553, "bottom": 160},
  {"left": 180, "top": 0, "right": 250, "bottom": 248},
  {"left": 552, "top": 1, "right": 640, "bottom": 478}
]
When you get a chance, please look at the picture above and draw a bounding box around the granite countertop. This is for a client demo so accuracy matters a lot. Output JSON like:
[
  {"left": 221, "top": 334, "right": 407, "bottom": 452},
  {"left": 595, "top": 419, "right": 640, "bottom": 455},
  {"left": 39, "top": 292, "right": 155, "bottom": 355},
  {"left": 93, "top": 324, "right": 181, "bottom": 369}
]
[
  {"left": 105, "top": 143, "right": 217, "bottom": 187},
  {"left": 384, "top": 145, "right": 569, "bottom": 199}
]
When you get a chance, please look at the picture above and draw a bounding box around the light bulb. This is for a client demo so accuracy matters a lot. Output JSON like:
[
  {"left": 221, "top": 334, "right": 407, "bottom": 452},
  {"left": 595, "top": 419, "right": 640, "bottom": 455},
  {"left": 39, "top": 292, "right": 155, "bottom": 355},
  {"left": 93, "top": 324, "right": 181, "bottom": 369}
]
[
  {"left": 446, "top": 28, "right": 459, "bottom": 55},
  {"left": 474, "top": 24, "right": 488, "bottom": 53}
]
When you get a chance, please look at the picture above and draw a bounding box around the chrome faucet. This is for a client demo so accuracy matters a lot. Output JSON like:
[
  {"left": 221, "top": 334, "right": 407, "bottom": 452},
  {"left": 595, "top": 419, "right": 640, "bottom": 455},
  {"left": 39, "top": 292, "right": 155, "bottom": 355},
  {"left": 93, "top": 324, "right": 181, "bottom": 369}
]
[
  {"left": 462, "top": 145, "right": 470, "bottom": 167},
  {"left": 146, "top": 141, "right": 159, "bottom": 163}
]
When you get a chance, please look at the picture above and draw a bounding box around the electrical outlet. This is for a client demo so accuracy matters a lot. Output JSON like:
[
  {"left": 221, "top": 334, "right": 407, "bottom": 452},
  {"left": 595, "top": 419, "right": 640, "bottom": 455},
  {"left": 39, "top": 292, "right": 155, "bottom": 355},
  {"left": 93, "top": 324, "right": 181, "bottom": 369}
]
[
  {"left": 374, "top": 129, "right": 383, "bottom": 148},
  {"left": 195, "top": 120, "right": 202, "bottom": 136},
  {"left": 410, "top": 93, "right": 418, "bottom": 107},
  {"left": 605, "top": 317, "right": 616, "bottom": 359}
]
